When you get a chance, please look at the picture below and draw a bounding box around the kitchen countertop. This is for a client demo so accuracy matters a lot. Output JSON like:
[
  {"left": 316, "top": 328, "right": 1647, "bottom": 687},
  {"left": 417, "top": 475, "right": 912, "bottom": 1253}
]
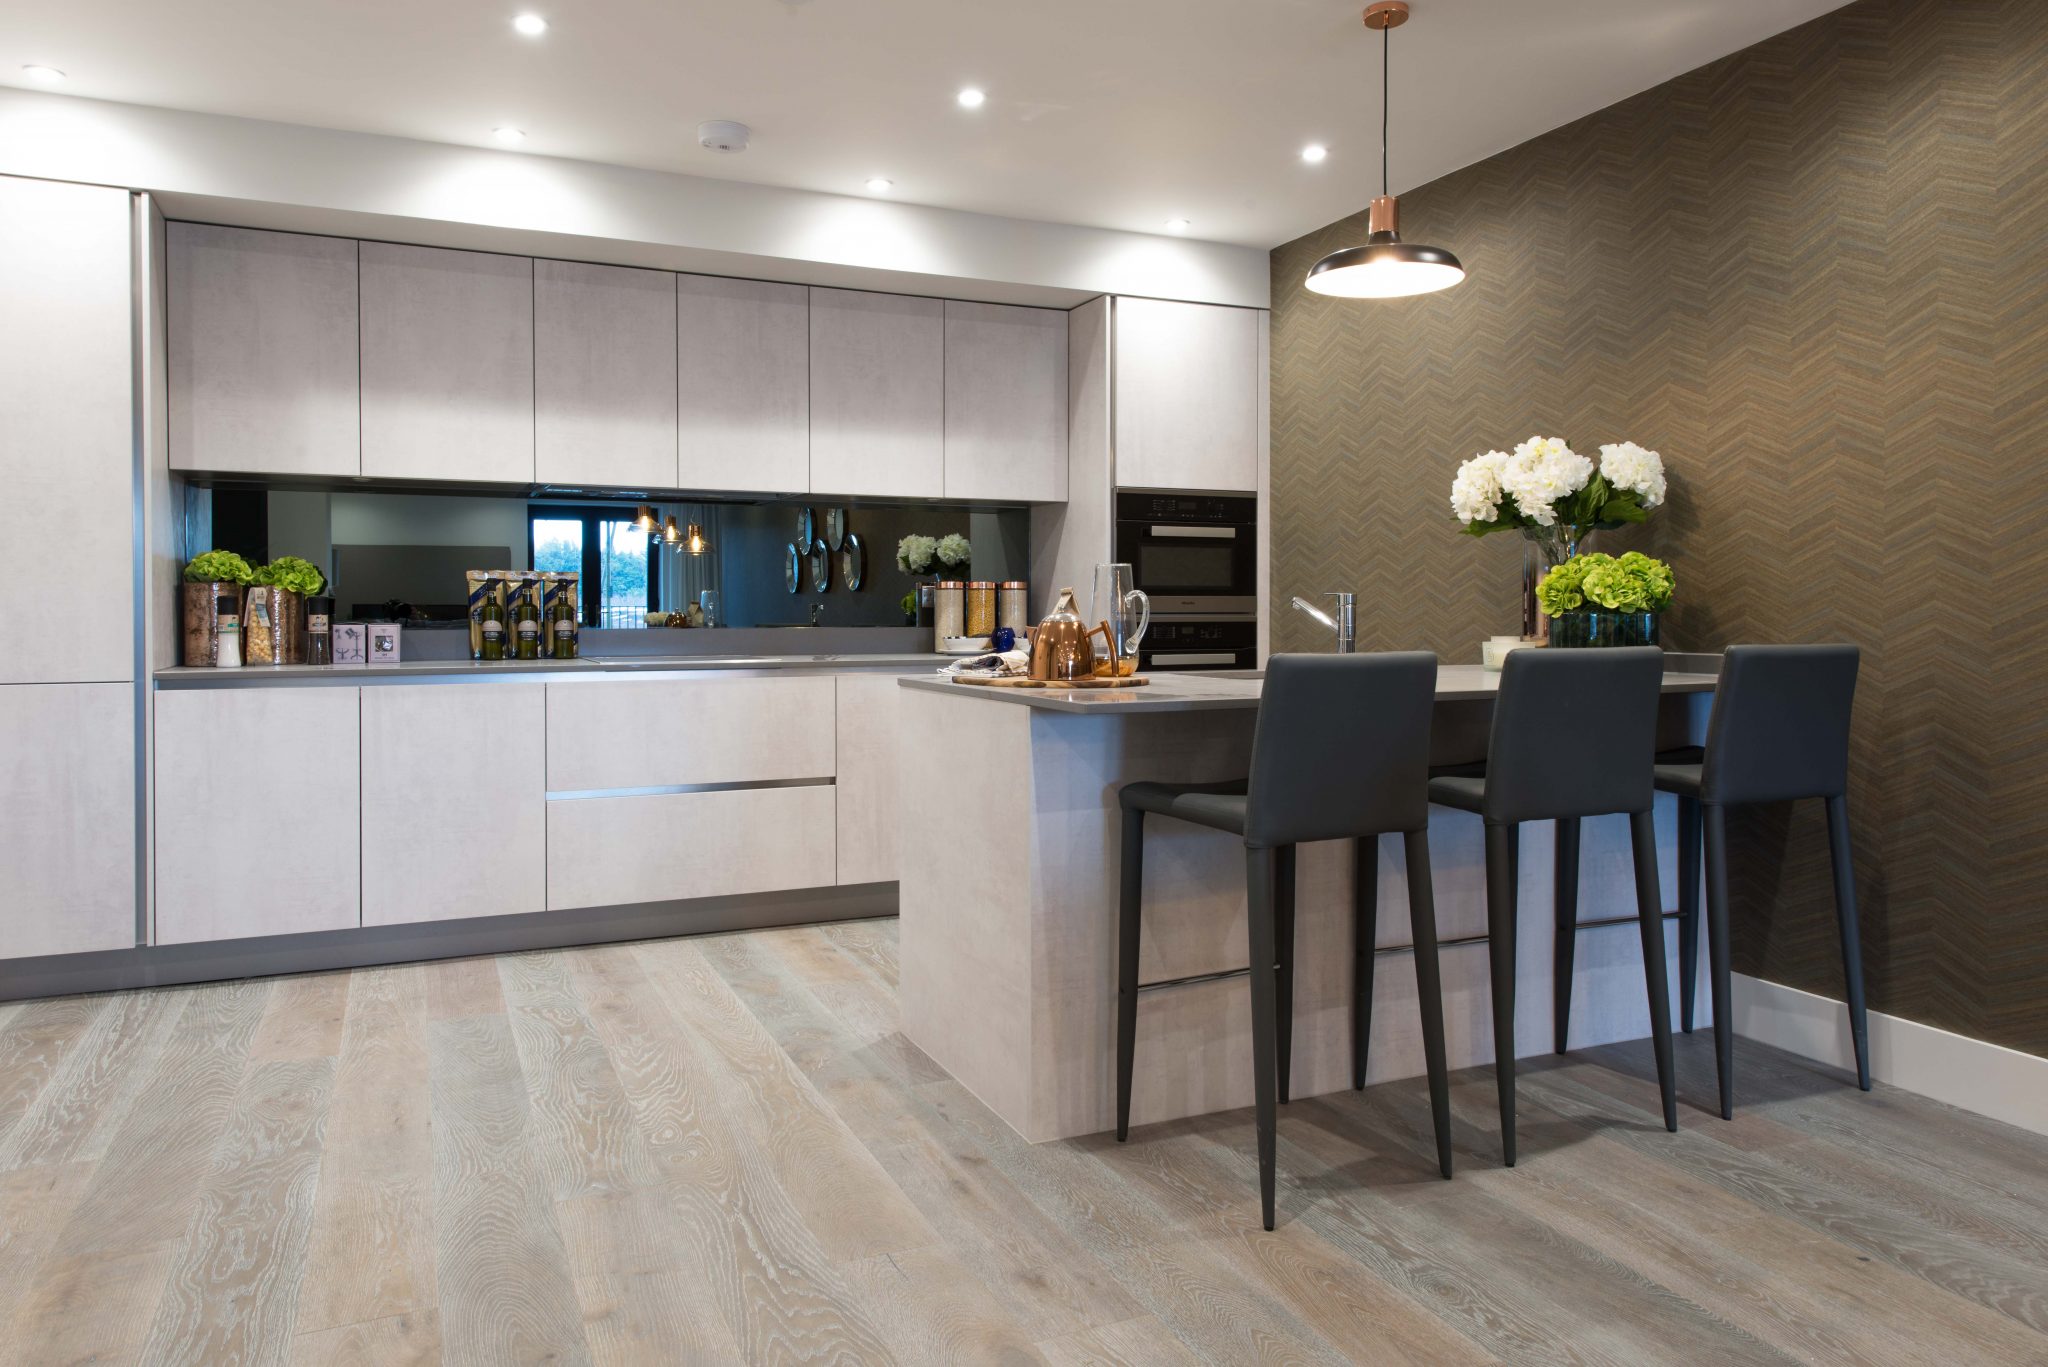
[
  {"left": 154, "top": 653, "right": 949, "bottom": 687},
  {"left": 897, "top": 662, "right": 1719, "bottom": 713}
]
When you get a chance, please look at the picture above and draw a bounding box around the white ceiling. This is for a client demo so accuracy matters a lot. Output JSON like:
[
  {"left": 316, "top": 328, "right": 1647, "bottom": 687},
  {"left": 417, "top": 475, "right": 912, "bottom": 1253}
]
[{"left": 1, "top": 0, "right": 1850, "bottom": 249}]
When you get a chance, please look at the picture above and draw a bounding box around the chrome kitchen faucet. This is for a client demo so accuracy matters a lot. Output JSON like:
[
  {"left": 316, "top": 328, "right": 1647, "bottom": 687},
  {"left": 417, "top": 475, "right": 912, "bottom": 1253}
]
[{"left": 1290, "top": 592, "right": 1356, "bottom": 653}]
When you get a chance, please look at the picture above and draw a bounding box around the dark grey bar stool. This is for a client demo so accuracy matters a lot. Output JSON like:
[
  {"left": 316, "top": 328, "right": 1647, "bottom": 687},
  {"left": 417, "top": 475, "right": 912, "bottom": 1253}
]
[
  {"left": 1427, "top": 646, "right": 1677, "bottom": 1166},
  {"left": 1116, "top": 652, "right": 1450, "bottom": 1231},
  {"left": 1657, "top": 643, "right": 1867, "bottom": 1119}
]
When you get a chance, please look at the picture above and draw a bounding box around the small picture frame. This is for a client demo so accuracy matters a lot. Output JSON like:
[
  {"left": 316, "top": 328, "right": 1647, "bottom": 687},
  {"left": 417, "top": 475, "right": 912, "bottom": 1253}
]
[
  {"left": 367, "top": 623, "right": 402, "bottom": 663},
  {"left": 332, "top": 623, "right": 368, "bottom": 666}
]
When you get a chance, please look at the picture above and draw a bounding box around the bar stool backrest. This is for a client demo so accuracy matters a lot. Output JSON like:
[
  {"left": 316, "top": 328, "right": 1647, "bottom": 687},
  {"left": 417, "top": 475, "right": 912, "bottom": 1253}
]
[
  {"left": 1244, "top": 652, "right": 1439, "bottom": 847},
  {"left": 1701, "top": 644, "right": 1860, "bottom": 805},
  {"left": 1483, "top": 646, "right": 1666, "bottom": 824}
]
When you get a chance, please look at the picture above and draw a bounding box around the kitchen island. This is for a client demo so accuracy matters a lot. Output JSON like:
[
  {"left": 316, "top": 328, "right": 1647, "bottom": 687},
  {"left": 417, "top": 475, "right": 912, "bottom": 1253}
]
[{"left": 894, "top": 662, "right": 1717, "bottom": 1143}]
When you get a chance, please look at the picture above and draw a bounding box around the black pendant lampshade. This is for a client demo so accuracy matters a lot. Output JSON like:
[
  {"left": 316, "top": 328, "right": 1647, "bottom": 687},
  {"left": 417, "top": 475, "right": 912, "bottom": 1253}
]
[{"left": 1305, "top": 1, "right": 1465, "bottom": 299}]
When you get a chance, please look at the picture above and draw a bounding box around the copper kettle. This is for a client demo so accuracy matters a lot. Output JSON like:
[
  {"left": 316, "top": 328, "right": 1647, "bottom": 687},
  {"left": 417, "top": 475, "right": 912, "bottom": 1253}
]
[{"left": 1029, "top": 587, "right": 1114, "bottom": 681}]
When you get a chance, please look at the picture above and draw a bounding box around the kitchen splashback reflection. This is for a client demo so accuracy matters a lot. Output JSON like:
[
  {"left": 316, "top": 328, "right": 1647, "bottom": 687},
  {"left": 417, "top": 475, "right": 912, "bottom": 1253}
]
[{"left": 186, "top": 485, "right": 1028, "bottom": 629}]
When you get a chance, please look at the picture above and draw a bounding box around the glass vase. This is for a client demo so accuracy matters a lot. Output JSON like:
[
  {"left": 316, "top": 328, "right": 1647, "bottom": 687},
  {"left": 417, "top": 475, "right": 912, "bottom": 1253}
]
[
  {"left": 1520, "top": 523, "right": 1592, "bottom": 639},
  {"left": 1547, "top": 609, "right": 1661, "bottom": 649}
]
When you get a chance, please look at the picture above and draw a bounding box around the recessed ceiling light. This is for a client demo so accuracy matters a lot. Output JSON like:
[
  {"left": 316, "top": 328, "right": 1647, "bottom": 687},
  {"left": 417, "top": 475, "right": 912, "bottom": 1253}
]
[
  {"left": 956, "top": 87, "right": 986, "bottom": 109},
  {"left": 1301, "top": 143, "right": 1329, "bottom": 164},
  {"left": 493, "top": 126, "right": 527, "bottom": 145},
  {"left": 865, "top": 177, "right": 893, "bottom": 193},
  {"left": 1164, "top": 218, "right": 1191, "bottom": 233},
  {"left": 512, "top": 13, "right": 548, "bottom": 35},
  {"left": 20, "top": 65, "right": 66, "bottom": 84}
]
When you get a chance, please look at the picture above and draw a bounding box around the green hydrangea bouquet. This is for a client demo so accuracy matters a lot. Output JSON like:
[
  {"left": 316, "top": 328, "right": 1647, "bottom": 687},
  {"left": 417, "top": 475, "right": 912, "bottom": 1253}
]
[{"left": 1535, "top": 551, "right": 1675, "bottom": 617}]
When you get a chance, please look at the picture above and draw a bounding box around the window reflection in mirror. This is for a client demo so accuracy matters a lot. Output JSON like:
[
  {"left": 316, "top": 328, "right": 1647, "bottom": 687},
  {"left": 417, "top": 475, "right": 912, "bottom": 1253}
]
[{"left": 182, "top": 484, "right": 1029, "bottom": 630}]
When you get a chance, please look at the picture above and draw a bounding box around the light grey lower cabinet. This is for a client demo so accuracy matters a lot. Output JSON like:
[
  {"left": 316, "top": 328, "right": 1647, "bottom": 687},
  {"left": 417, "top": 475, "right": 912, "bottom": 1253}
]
[
  {"left": 361, "top": 683, "right": 546, "bottom": 926},
  {"left": 0, "top": 684, "right": 135, "bottom": 958},
  {"left": 678, "top": 274, "right": 810, "bottom": 493},
  {"left": 535, "top": 258, "right": 678, "bottom": 489},
  {"left": 808, "top": 287, "right": 944, "bottom": 498},
  {"left": 834, "top": 675, "right": 902, "bottom": 885},
  {"left": 167, "top": 222, "right": 360, "bottom": 477},
  {"left": 359, "top": 242, "right": 535, "bottom": 484},
  {"left": 155, "top": 688, "right": 361, "bottom": 945},
  {"left": 943, "top": 300, "right": 1068, "bottom": 503},
  {"left": 545, "top": 675, "right": 835, "bottom": 791},
  {"left": 0, "top": 175, "right": 135, "bottom": 686},
  {"left": 546, "top": 786, "right": 836, "bottom": 911}
]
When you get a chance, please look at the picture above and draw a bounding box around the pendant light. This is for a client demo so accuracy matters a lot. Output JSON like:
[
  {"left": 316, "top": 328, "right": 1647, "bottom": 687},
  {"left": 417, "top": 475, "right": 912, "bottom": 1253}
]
[{"left": 1305, "top": 1, "right": 1465, "bottom": 299}]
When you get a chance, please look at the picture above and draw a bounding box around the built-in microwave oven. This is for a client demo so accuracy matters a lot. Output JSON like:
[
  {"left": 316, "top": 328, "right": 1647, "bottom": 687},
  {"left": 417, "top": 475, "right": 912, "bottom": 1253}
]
[
  {"left": 1112, "top": 490, "right": 1258, "bottom": 617},
  {"left": 1137, "top": 617, "right": 1259, "bottom": 673}
]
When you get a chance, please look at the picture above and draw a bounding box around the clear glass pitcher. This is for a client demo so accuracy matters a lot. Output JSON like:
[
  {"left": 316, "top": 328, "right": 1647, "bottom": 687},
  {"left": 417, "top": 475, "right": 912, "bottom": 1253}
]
[{"left": 1090, "top": 563, "right": 1151, "bottom": 676}]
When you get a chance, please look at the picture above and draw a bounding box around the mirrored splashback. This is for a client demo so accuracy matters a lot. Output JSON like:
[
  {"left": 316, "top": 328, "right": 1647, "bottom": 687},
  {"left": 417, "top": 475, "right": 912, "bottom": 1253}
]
[{"left": 182, "top": 484, "right": 1030, "bottom": 629}]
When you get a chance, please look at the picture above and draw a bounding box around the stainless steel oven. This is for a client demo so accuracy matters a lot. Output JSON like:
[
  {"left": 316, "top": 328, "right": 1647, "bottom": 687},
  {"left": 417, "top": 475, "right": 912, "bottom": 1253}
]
[
  {"left": 1113, "top": 490, "right": 1257, "bottom": 617},
  {"left": 1137, "top": 617, "right": 1259, "bottom": 673}
]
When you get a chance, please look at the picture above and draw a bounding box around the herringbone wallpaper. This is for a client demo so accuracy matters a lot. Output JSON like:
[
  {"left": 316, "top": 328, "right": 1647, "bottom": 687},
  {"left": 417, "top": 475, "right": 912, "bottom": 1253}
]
[{"left": 1270, "top": 0, "right": 2048, "bottom": 1056}]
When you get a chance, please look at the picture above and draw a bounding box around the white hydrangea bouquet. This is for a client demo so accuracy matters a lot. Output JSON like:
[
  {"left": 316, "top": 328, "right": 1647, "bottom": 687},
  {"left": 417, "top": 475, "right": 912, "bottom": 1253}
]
[
  {"left": 1451, "top": 436, "right": 1669, "bottom": 639},
  {"left": 1450, "top": 436, "right": 1666, "bottom": 540}
]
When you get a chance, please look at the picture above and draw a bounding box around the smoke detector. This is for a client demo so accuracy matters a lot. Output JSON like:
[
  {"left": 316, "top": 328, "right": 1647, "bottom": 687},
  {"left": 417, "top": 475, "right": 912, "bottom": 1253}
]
[{"left": 697, "top": 120, "right": 751, "bottom": 153}]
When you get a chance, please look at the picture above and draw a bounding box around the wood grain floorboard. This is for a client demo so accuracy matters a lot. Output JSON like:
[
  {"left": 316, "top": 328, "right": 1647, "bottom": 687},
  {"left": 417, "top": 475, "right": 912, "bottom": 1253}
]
[
  {"left": 249, "top": 972, "right": 353, "bottom": 1062},
  {"left": 139, "top": 1056, "right": 335, "bottom": 1366},
  {"left": 296, "top": 963, "right": 437, "bottom": 1336},
  {"left": 566, "top": 943, "right": 892, "bottom": 1364},
  {"left": 647, "top": 933, "right": 938, "bottom": 1260},
  {"left": 288, "top": 1308, "right": 443, "bottom": 1367},
  {"left": 0, "top": 920, "right": 2044, "bottom": 1365},
  {"left": 429, "top": 1007, "right": 595, "bottom": 1367},
  {"left": 501, "top": 950, "right": 744, "bottom": 1364},
  {"left": 0, "top": 986, "right": 184, "bottom": 1169},
  {"left": 836, "top": 1244, "right": 1045, "bottom": 1366},
  {"left": 1038, "top": 1315, "right": 1207, "bottom": 1367},
  {"left": 0, "top": 995, "right": 107, "bottom": 1142}
]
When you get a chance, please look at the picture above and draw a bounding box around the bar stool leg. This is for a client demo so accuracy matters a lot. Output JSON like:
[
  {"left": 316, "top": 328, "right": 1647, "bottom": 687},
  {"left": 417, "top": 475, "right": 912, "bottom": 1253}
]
[
  {"left": 1276, "top": 845, "right": 1298, "bottom": 1106},
  {"left": 1403, "top": 827, "right": 1453, "bottom": 1179},
  {"left": 1244, "top": 846, "right": 1282, "bottom": 1230},
  {"left": 1825, "top": 795, "right": 1873, "bottom": 1091},
  {"left": 1115, "top": 808, "right": 1144, "bottom": 1142},
  {"left": 1484, "top": 821, "right": 1520, "bottom": 1167},
  {"left": 1552, "top": 816, "right": 1582, "bottom": 1055},
  {"left": 1703, "top": 802, "right": 1734, "bottom": 1119},
  {"left": 1628, "top": 809, "right": 1679, "bottom": 1132},
  {"left": 1677, "top": 796, "right": 1702, "bottom": 1033},
  {"left": 1352, "top": 837, "right": 1378, "bottom": 1090}
]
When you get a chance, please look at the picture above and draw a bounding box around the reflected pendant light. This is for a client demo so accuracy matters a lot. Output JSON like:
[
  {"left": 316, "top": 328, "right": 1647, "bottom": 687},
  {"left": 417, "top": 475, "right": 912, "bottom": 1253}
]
[{"left": 1305, "top": 1, "right": 1465, "bottom": 299}]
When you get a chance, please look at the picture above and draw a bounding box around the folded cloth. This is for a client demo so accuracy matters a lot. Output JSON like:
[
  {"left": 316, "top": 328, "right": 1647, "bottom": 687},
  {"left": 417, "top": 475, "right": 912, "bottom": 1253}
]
[{"left": 941, "top": 648, "right": 1031, "bottom": 678}]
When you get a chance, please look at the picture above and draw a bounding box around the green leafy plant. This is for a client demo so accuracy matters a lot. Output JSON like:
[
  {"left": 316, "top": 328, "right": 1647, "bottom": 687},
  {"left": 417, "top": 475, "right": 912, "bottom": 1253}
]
[
  {"left": 182, "top": 550, "right": 254, "bottom": 585},
  {"left": 1535, "top": 551, "right": 1675, "bottom": 617},
  {"left": 251, "top": 555, "right": 326, "bottom": 596}
]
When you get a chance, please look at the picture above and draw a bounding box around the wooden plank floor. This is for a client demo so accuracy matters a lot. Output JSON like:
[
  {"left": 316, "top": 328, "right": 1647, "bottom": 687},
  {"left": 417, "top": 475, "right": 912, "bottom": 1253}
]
[{"left": 2, "top": 921, "right": 2045, "bottom": 1366}]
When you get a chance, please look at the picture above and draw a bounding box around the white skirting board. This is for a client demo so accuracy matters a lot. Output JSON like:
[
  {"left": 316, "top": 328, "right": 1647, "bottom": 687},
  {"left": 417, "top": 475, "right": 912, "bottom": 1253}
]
[{"left": 1732, "top": 973, "right": 2048, "bottom": 1137}]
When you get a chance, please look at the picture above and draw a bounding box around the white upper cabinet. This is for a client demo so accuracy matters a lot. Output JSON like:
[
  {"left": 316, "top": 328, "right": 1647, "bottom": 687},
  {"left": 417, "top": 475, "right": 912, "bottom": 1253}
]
[
  {"left": 678, "top": 275, "right": 810, "bottom": 493},
  {"left": 0, "top": 176, "right": 134, "bottom": 686},
  {"left": 1113, "top": 297, "right": 1260, "bottom": 492},
  {"left": 535, "top": 259, "right": 678, "bottom": 489},
  {"left": 943, "top": 301, "right": 1068, "bottom": 503},
  {"left": 167, "top": 223, "right": 360, "bottom": 477},
  {"left": 808, "top": 287, "right": 944, "bottom": 498},
  {"left": 360, "top": 242, "right": 534, "bottom": 484}
]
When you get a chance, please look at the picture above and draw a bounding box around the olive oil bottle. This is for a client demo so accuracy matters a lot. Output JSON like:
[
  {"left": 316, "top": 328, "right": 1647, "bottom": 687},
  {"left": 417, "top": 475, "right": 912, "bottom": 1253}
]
[{"left": 479, "top": 598, "right": 507, "bottom": 661}]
